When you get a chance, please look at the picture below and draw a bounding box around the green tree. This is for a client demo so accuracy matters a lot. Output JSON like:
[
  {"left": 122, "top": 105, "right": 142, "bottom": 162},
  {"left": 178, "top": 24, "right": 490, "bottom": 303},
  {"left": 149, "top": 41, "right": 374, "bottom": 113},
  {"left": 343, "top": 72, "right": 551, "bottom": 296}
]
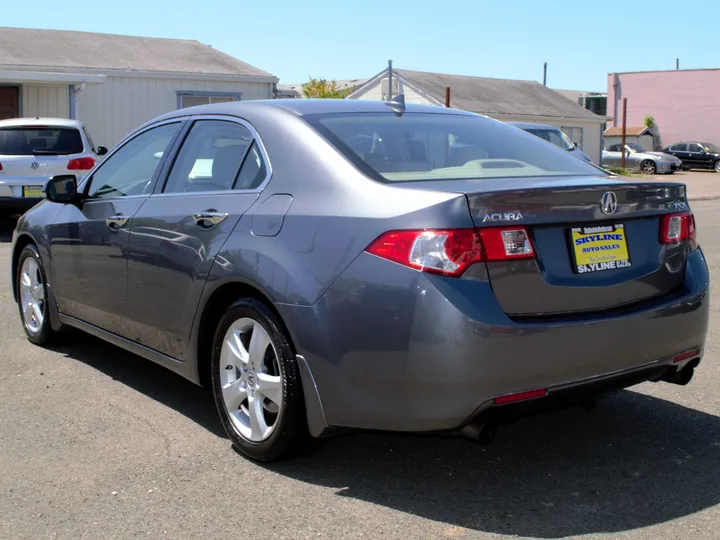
[{"left": 301, "top": 78, "right": 354, "bottom": 99}]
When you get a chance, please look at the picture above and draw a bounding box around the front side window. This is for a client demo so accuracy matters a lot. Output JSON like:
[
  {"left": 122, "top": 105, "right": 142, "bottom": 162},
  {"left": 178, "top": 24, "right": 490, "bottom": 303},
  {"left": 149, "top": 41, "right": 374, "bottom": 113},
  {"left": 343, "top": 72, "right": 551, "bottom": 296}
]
[
  {"left": 607, "top": 144, "right": 621, "bottom": 152},
  {"left": 304, "top": 112, "right": 603, "bottom": 182},
  {"left": 0, "top": 126, "right": 83, "bottom": 155},
  {"left": 561, "top": 126, "right": 584, "bottom": 150},
  {"left": 86, "top": 123, "right": 181, "bottom": 199},
  {"left": 688, "top": 143, "right": 704, "bottom": 153},
  {"left": 525, "top": 128, "right": 575, "bottom": 151},
  {"left": 164, "top": 120, "right": 265, "bottom": 193}
]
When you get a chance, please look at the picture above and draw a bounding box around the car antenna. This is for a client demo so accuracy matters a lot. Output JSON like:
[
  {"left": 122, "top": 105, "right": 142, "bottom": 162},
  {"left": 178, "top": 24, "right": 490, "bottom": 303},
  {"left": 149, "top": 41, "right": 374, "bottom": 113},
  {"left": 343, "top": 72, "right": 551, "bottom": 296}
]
[{"left": 383, "top": 59, "right": 406, "bottom": 117}]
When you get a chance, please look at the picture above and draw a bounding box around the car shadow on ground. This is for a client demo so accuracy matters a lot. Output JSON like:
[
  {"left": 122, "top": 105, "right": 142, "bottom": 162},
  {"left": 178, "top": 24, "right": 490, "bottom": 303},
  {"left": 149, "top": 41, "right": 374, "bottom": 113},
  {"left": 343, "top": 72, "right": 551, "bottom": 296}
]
[
  {"left": 48, "top": 333, "right": 226, "bottom": 438},
  {"left": 0, "top": 218, "right": 17, "bottom": 243},
  {"left": 52, "top": 335, "right": 719, "bottom": 538},
  {"left": 270, "top": 390, "right": 720, "bottom": 538}
]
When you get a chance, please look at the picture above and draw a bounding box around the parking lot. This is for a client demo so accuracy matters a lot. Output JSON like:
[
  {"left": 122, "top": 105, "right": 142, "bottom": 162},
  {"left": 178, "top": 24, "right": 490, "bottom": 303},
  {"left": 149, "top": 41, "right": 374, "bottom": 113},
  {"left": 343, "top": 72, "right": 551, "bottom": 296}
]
[{"left": 0, "top": 200, "right": 718, "bottom": 540}]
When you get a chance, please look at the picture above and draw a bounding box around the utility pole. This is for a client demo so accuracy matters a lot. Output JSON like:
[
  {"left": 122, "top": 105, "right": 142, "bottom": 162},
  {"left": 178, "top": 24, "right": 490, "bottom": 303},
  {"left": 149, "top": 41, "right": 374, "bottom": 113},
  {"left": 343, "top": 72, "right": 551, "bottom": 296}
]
[
  {"left": 621, "top": 98, "right": 628, "bottom": 169},
  {"left": 543, "top": 62, "right": 547, "bottom": 85},
  {"left": 387, "top": 59, "right": 393, "bottom": 100},
  {"left": 445, "top": 87, "right": 451, "bottom": 107},
  {"left": 676, "top": 58, "right": 680, "bottom": 70}
]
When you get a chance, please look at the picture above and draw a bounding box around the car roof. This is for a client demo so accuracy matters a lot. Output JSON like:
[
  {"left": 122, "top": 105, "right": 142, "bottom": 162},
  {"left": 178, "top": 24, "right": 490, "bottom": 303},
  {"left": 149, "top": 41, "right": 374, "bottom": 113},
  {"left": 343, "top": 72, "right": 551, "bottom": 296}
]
[
  {"left": 155, "top": 98, "right": 479, "bottom": 123},
  {"left": 0, "top": 117, "right": 84, "bottom": 128},
  {"left": 507, "top": 121, "right": 556, "bottom": 130}
]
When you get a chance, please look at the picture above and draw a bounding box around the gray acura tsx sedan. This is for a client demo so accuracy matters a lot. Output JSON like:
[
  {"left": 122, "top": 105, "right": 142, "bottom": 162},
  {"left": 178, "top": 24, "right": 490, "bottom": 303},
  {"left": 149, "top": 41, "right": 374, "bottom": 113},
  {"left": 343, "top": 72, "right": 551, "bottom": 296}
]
[{"left": 11, "top": 98, "right": 709, "bottom": 461}]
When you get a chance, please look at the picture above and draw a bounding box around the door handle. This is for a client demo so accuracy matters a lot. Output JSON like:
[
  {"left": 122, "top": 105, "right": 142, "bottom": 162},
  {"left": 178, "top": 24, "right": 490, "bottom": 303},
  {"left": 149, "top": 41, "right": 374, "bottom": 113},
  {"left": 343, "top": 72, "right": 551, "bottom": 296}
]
[
  {"left": 106, "top": 214, "right": 129, "bottom": 229},
  {"left": 193, "top": 210, "right": 229, "bottom": 228}
]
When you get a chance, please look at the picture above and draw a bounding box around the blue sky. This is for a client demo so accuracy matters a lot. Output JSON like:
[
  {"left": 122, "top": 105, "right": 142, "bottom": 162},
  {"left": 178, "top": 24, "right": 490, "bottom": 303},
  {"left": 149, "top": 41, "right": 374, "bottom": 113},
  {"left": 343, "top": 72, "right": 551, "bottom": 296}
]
[{"left": 3, "top": 1, "right": 715, "bottom": 92}]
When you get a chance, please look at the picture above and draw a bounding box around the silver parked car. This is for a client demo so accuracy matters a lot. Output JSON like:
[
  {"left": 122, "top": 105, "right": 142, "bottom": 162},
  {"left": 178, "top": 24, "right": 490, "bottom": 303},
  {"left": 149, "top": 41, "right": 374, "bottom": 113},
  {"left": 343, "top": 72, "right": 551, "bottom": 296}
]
[
  {"left": 0, "top": 117, "right": 107, "bottom": 214},
  {"left": 11, "top": 99, "right": 709, "bottom": 462},
  {"left": 601, "top": 143, "right": 681, "bottom": 174}
]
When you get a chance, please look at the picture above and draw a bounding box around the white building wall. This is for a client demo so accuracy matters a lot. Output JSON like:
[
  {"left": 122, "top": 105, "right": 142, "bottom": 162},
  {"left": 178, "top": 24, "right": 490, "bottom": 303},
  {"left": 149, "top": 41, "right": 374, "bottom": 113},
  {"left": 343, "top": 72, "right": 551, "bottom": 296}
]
[
  {"left": 76, "top": 76, "right": 274, "bottom": 148},
  {"left": 22, "top": 84, "right": 69, "bottom": 118}
]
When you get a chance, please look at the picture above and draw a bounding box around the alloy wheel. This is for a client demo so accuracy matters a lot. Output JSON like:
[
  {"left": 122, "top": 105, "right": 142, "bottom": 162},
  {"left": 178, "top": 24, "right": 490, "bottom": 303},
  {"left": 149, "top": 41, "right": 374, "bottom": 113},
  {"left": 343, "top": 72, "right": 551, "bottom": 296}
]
[
  {"left": 642, "top": 161, "right": 657, "bottom": 174},
  {"left": 19, "top": 257, "right": 45, "bottom": 334},
  {"left": 219, "top": 318, "right": 283, "bottom": 442}
]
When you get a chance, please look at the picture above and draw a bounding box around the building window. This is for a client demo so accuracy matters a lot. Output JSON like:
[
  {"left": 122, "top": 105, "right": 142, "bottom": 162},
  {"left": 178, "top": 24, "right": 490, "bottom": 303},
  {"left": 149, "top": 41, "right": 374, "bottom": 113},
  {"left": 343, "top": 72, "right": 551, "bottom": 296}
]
[
  {"left": 177, "top": 93, "right": 242, "bottom": 109},
  {"left": 561, "top": 126, "right": 584, "bottom": 149}
]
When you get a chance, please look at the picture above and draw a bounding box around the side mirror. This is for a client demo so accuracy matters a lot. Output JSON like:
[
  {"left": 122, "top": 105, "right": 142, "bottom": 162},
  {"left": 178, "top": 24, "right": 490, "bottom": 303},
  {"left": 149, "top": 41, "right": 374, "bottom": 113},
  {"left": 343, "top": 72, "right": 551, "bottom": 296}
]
[
  {"left": 96, "top": 145, "right": 108, "bottom": 156},
  {"left": 573, "top": 142, "right": 578, "bottom": 148},
  {"left": 45, "top": 175, "right": 79, "bottom": 203}
]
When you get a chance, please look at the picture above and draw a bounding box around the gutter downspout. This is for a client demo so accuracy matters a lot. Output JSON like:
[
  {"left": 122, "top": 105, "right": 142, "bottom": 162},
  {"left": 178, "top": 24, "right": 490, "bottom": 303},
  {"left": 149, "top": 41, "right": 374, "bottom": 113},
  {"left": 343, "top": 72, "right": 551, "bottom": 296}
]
[{"left": 70, "top": 82, "right": 86, "bottom": 120}]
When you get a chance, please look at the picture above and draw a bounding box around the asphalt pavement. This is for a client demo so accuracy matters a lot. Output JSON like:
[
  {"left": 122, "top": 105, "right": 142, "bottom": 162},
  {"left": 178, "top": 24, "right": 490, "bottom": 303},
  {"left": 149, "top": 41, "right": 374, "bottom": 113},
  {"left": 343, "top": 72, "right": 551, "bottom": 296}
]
[{"left": 1, "top": 201, "right": 719, "bottom": 540}]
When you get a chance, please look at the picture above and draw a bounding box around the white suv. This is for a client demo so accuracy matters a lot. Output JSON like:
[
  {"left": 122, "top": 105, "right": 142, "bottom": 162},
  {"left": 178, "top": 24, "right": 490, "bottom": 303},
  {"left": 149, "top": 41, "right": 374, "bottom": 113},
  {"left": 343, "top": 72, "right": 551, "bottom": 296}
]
[{"left": 0, "top": 118, "right": 107, "bottom": 214}]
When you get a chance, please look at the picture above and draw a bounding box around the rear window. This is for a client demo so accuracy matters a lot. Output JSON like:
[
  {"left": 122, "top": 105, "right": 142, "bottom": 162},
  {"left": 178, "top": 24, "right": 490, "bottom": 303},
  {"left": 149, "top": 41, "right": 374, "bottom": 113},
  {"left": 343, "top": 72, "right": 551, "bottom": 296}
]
[
  {"left": 0, "top": 127, "right": 84, "bottom": 156},
  {"left": 304, "top": 112, "right": 603, "bottom": 182}
]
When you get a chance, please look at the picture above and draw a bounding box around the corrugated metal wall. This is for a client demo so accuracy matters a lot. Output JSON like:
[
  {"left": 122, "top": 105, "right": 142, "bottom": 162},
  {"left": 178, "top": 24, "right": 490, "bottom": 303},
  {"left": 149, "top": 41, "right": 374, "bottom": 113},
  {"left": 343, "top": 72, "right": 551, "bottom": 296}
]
[
  {"left": 77, "top": 76, "right": 274, "bottom": 148},
  {"left": 22, "top": 85, "right": 70, "bottom": 118}
]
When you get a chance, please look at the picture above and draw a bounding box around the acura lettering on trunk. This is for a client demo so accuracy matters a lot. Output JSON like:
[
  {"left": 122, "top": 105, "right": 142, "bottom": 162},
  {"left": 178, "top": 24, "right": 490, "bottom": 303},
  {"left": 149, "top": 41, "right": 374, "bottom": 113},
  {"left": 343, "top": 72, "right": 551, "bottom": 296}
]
[{"left": 10, "top": 98, "right": 710, "bottom": 462}]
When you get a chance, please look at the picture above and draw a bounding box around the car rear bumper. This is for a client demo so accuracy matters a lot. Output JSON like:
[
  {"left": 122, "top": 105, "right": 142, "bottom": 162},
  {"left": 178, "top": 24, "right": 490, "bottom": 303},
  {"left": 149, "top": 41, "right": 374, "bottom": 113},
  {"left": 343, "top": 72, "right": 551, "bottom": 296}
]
[
  {"left": 0, "top": 177, "right": 50, "bottom": 201},
  {"left": 278, "top": 248, "right": 710, "bottom": 434}
]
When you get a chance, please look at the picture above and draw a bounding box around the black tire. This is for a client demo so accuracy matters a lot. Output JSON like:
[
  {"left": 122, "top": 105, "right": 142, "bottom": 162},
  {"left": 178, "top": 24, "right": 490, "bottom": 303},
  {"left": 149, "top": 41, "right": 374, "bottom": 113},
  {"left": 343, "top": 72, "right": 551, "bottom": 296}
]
[
  {"left": 16, "top": 244, "right": 57, "bottom": 345},
  {"left": 641, "top": 160, "right": 657, "bottom": 175},
  {"left": 714, "top": 160, "right": 720, "bottom": 173},
  {"left": 210, "top": 298, "right": 318, "bottom": 462}
]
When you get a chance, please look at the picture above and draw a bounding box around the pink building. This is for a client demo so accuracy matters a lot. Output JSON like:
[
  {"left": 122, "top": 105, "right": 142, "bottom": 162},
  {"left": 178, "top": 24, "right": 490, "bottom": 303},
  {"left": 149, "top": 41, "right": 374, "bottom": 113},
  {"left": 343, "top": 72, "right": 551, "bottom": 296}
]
[{"left": 607, "top": 68, "right": 720, "bottom": 148}]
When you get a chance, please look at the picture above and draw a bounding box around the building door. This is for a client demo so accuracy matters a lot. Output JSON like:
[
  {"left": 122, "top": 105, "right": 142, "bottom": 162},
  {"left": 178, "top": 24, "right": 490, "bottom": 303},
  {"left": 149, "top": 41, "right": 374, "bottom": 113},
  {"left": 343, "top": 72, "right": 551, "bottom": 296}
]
[{"left": 0, "top": 87, "right": 20, "bottom": 120}]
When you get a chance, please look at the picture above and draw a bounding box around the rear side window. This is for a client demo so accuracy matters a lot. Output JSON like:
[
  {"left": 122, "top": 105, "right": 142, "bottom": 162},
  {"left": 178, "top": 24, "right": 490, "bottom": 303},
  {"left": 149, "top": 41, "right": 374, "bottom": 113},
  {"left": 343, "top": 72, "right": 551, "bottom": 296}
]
[
  {"left": 304, "top": 112, "right": 603, "bottom": 182},
  {"left": 671, "top": 143, "right": 687, "bottom": 151},
  {"left": 163, "top": 120, "right": 267, "bottom": 193},
  {"left": 0, "top": 126, "right": 84, "bottom": 155}
]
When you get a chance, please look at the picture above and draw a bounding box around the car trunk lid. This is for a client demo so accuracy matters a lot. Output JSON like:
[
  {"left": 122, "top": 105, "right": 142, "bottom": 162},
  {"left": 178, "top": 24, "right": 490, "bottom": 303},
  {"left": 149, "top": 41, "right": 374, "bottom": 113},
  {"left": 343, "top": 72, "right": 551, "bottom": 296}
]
[{"left": 404, "top": 176, "right": 690, "bottom": 317}]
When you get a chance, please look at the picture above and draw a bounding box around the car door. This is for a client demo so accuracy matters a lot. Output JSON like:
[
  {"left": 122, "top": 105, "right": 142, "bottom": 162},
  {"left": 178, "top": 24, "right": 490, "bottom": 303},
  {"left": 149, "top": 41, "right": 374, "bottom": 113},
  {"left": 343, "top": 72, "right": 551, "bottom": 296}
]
[
  {"left": 625, "top": 145, "right": 644, "bottom": 170},
  {"left": 125, "top": 116, "right": 269, "bottom": 360},
  {"left": 48, "top": 120, "right": 184, "bottom": 336},
  {"left": 669, "top": 143, "right": 690, "bottom": 168},
  {"left": 695, "top": 143, "right": 714, "bottom": 169},
  {"left": 685, "top": 143, "right": 706, "bottom": 169},
  {"left": 603, "top": 144, "right": 621, "bottom": 167}
]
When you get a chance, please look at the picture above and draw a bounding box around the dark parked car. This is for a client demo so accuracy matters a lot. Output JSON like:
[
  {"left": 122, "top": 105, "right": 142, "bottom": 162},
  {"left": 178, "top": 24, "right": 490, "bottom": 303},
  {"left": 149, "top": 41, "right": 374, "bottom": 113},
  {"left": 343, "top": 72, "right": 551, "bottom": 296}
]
[
  {"left": 662, "top": 141, "right": 720, "bottom": 172},
  {"left": 11, "top": 99, "right": 709, "bottom": 462}
]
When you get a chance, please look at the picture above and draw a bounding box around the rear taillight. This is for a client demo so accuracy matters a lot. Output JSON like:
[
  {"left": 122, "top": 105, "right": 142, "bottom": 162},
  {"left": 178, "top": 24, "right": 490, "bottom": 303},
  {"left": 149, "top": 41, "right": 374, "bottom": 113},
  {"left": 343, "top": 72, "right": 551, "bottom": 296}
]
[
  {"left": 660, "top": 211, "right": 696, "bottom": 247},
  {"left": 478, "top": 228, "right": 534, "bottom": 261},
  {"left": 0, "top": 162, "right": 3, "bottom": 171},
  {"left": 365, "top": 227, "right": 534, "bottom": 277},
  {"left": 67, "top": 157, "right": 96, "bottom": 170}
]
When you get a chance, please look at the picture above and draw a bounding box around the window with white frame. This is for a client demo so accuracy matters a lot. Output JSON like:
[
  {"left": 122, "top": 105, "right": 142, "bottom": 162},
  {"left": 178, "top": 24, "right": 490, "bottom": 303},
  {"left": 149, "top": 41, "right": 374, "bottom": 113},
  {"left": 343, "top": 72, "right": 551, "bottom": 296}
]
[
  {"left": 178, "top": 94, "right": 240, "bottom": 109},
  {"left": 561, "top": 126, "right": 584, "bottom": 149}
]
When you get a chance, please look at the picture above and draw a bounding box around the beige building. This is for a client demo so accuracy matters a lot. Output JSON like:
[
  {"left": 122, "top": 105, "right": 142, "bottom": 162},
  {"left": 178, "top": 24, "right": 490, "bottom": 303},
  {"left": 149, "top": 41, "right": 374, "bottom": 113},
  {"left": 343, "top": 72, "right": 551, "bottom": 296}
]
[
  {"left": 347, "top": 67, "right": 606, "bottom": 164},
  {"left": 0, "top": 27, "right": 278, "bottom": 148}
]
